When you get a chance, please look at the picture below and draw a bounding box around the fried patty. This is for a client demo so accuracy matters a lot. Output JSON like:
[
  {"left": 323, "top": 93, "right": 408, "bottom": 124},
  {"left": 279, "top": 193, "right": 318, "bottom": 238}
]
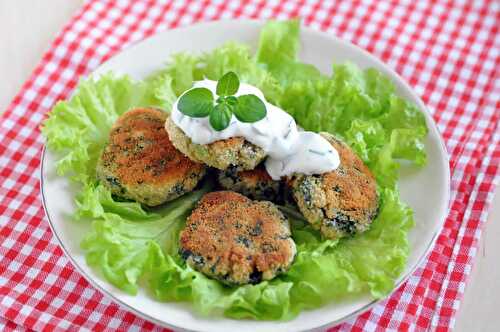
[
  {"left": 165, "top": 115, "right": 266, "bottom": 171},
  {"left": 289, "top": 133, "right": 379, "bottom": 240},
  {"left": 217, "top": 165, "right": 282, "bottom": 202},
  {"left": 96, "top": 108, "right": 206, "bottom": 206},
  {"left": 179, "top": 191, "right": 296, "bottom": 285}
]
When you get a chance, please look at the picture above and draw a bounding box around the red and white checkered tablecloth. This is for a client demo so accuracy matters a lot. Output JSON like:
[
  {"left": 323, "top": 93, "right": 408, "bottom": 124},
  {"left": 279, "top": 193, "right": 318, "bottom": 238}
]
[{"left": 0, "top": 0, "right": 498, "bottom": 331}]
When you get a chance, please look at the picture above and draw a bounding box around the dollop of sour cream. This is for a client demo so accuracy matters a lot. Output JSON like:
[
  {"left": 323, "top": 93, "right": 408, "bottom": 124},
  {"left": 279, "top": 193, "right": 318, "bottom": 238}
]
[{"left": 170, "top": 79, "right": 340, "bottom": 180}]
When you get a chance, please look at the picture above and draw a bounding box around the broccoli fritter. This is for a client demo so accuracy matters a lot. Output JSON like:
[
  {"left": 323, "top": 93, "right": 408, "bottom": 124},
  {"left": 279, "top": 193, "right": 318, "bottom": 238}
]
[
  {"left": 165, "top": 115, "right": 266, "bottom": 171},
  {"left": 289, "top": 133, "right": 379, "bottom": 240},
  {"left": 96, "top": 108, "right": 206, "bottom": 206},
  {"left": 179, "top": 191, "right": 296, "bottom": 285},
  {"left": 217, "top": 165, "right": 282, "bottom": 202}
]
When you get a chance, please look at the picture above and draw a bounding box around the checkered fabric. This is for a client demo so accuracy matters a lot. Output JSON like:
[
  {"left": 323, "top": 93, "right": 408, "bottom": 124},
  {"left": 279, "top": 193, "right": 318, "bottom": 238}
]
[{"left": 0, "top": 0, "right": 498, "bottom": 331}]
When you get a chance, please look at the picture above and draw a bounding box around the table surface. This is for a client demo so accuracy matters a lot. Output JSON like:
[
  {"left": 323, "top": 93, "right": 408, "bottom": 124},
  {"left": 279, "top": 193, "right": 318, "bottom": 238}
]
[{"left": 0, "top": 1, "right": 498, "bottom": 331}]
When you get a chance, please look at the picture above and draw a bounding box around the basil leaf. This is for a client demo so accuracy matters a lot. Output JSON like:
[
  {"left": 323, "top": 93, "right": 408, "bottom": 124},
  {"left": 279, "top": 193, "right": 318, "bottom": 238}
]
[
  {"left": 178, "top": 87, "right": 214, "bottom": 117},
  {"left": 209, "top": 103, "right": 232, "bottom": 131},
  {"left": 234, "top": 94, "right": 267, "bottom": 123},
  {"left": 216, "top": 71, "right": 239, "bottom": 96}
]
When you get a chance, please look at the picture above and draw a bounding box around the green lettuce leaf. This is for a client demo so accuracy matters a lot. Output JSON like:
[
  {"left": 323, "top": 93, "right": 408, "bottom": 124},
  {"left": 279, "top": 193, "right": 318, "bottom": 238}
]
[
  {"left": 41, "top": 72, "right": 176, "bottom": 184},
  {"left": 42, "top": 20, "right": 428, "bottom": 321},
  {"left": 160, "top": 42, "right": 282, "bottom": 104},
  {"left": 277, "top": 61, "right": 427, "bottom": 189},
  {"left": 81, "top": 183, "right": 211, "bottom": 294},
  {"left": 256, "top": 19, "right": 321, "bottom": 85}
]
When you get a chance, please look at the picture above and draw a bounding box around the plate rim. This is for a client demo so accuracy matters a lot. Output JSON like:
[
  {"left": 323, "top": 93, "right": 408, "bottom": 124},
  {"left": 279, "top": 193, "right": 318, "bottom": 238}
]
[{"left": 40, "top": 18, "right": 451, "bottom": 332}]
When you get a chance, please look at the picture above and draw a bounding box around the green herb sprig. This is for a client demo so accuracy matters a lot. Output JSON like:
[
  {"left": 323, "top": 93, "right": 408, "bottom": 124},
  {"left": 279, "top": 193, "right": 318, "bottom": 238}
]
[{"left": 177, "top": 71, "right": 267, "bottom": 131}]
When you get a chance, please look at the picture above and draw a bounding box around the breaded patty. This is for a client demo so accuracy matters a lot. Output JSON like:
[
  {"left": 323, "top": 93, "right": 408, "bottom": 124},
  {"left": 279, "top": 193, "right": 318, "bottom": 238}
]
[
  {"left": 289, "top": 133, "right": 378, "bottom": 240},
  {"left": 96, "top": 108, "right": 206, "bottom": 206},
  {"left": 217, "top": 165, "right": 282, "bottom": 202},
  {"left": 165, "top": 115, "right": 266, "bottom": 171},
  {"left": 179, "top": 191, "right": 296, "bottom": 285}
]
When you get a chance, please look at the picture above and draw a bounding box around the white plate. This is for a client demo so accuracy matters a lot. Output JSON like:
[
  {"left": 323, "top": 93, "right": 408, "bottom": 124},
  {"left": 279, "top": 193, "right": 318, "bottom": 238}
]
[{"left": 41, "top": 20, "right": 450, "bottom": 332}]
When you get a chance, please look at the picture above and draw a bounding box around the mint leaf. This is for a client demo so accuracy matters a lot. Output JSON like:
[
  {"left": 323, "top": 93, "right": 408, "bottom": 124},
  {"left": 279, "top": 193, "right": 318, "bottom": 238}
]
[
  {"left": 209, "top": 103, "right": 232, "bottom": 131},
  {"left": 178, "top": 87, "right": 214, "bottom": 117},
  {"left": 225, "top": 95, "right": 238, "bottom": 107},
  {"left": 234, "top": 94, "right": 267, "bottom": 122},
  {"left": 216, "top": 71, "right": 239, "bottom": 96}
]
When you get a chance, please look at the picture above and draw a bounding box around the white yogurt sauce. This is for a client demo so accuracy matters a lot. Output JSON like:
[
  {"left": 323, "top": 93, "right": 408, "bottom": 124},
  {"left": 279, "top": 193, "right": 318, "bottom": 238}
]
[{"left": 170, "top": 79, "right": 340, "bottom": 179}]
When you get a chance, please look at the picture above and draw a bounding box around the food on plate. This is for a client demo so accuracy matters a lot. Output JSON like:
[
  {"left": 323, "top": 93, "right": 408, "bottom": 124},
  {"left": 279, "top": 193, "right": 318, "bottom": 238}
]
[
  {"left": 179, "top": 191, "right": 296, "bottom": 285},
  {"left": 289, "top": 133, "right": 379, "bottom": 240},
  {"left": 96, "top": 108, "right": 206, "bottom": 206},
  {"left": 217, "top": 164, "right": 282, "bottom": 202},
  {"left": 42, "top": 19, "right": 429, "bottom": 320},
  {"left": 168, "top": 76, "right": 340, "bottom": 178},
  {"left": 165, "top": 114, "right": 266, "bottom": 171}
]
